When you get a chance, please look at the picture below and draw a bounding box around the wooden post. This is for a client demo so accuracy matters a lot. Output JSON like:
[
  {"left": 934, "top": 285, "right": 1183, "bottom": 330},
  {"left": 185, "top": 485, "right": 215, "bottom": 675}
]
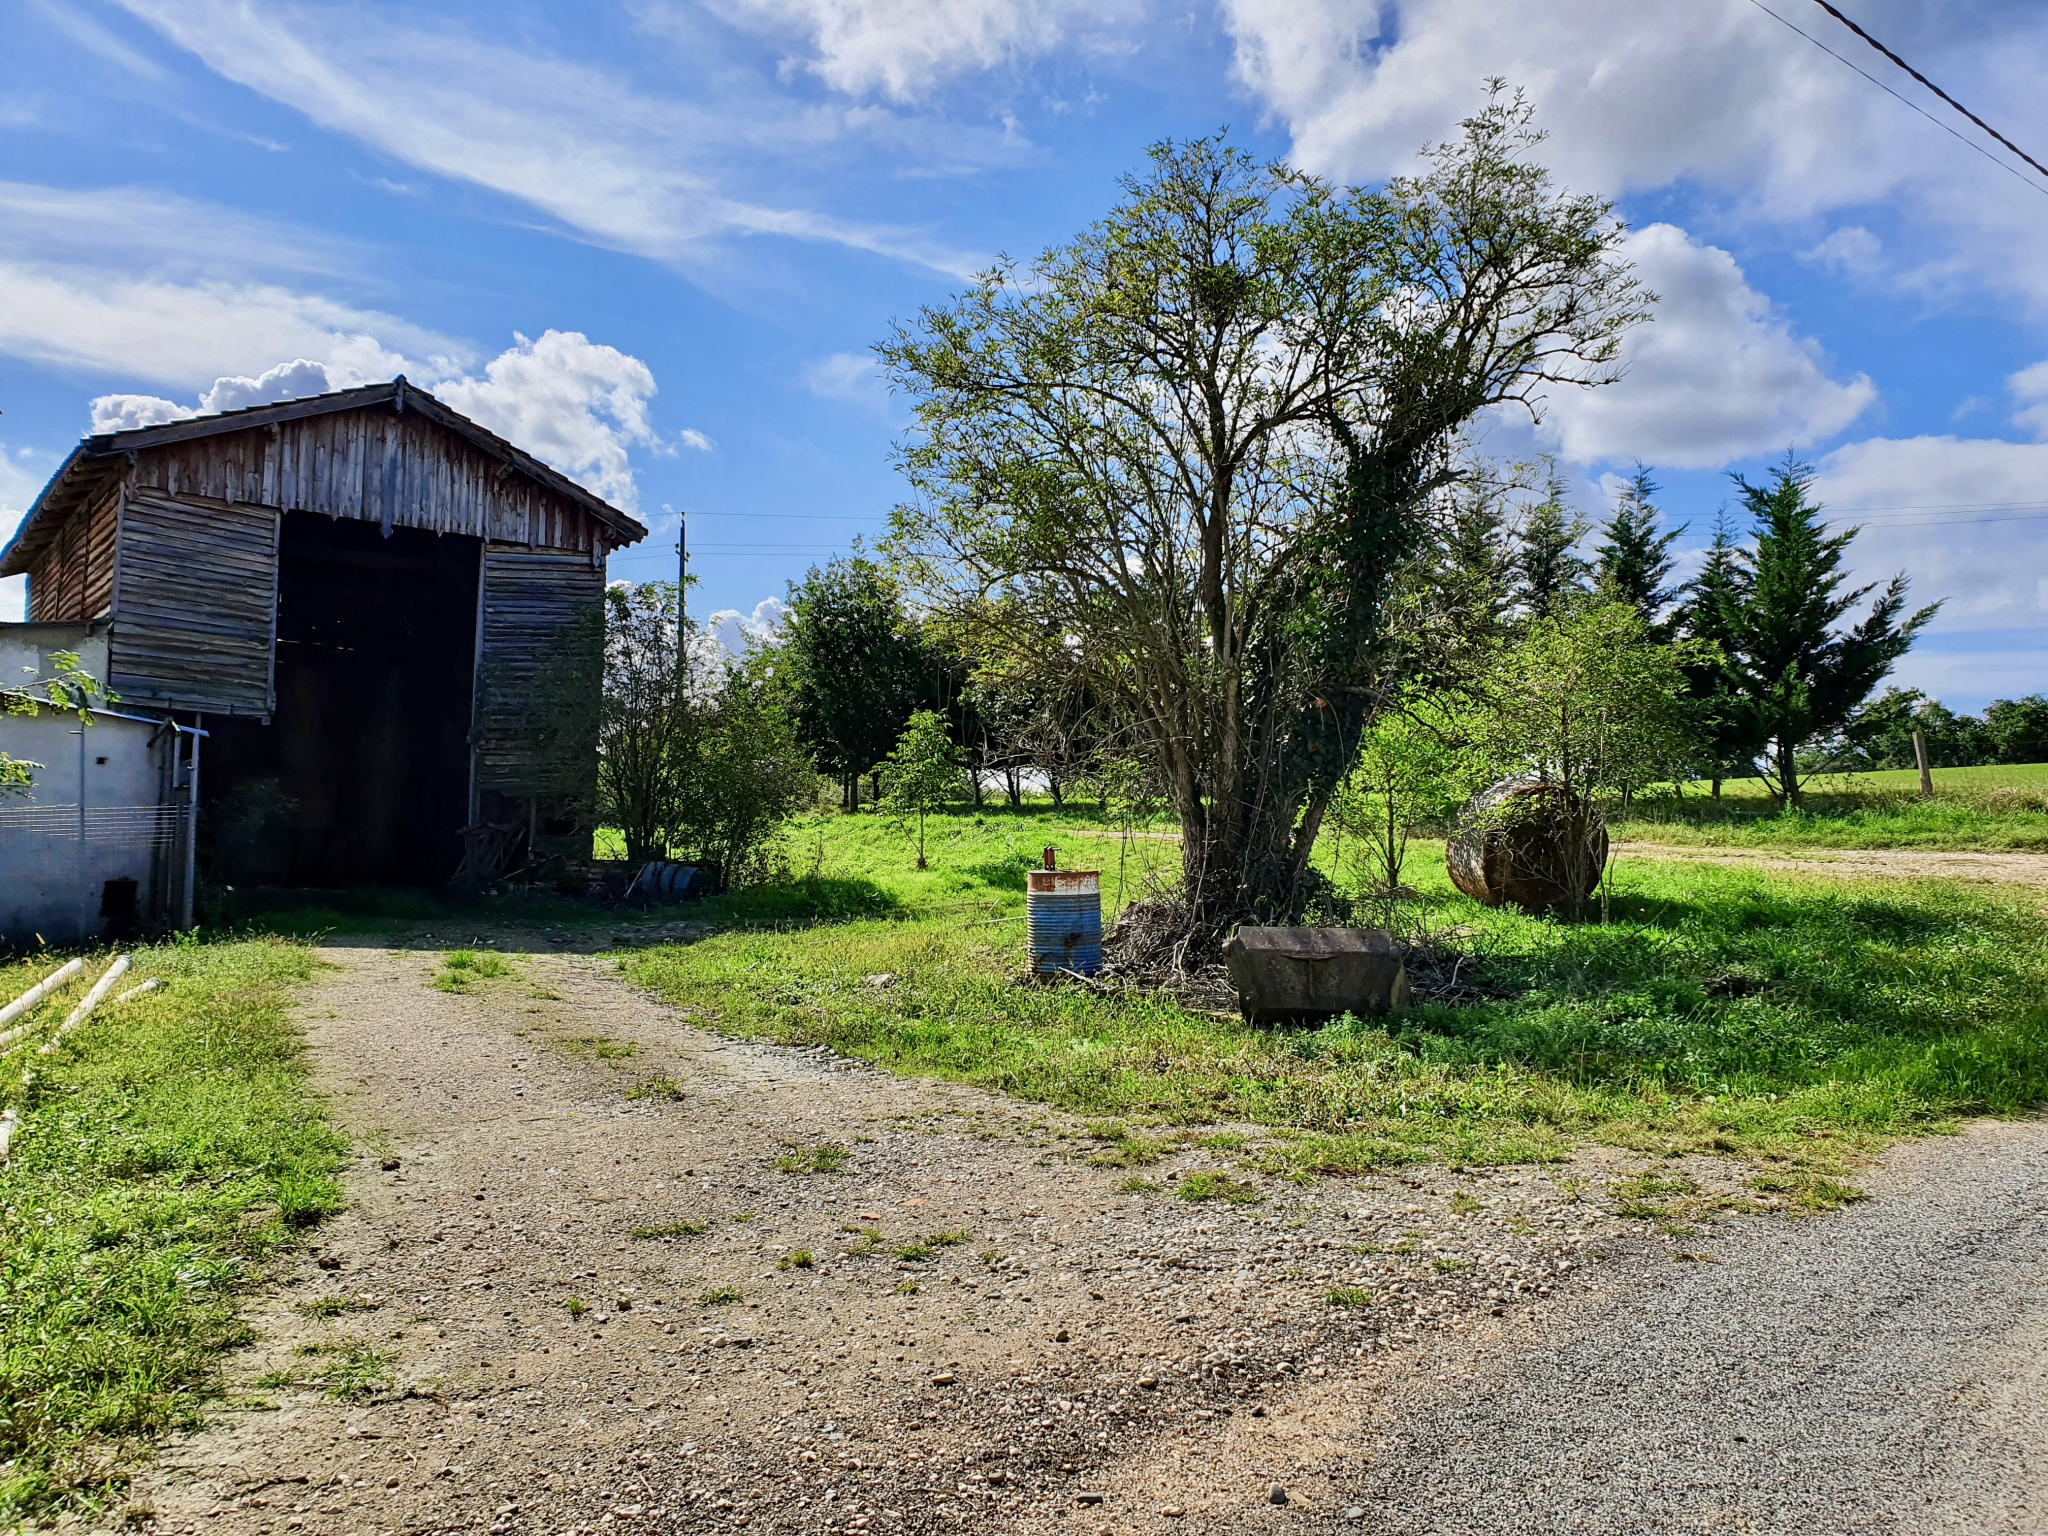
[{"left": 1913, "top": 729, "right": 1933, "bottom": 799}]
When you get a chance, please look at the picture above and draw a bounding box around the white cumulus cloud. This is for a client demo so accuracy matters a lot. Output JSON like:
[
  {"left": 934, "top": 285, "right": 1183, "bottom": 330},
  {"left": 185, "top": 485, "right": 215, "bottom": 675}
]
[
  {"left": 433, "top": 331, "right": 676, "bottom": 511},
  {"left": 84, "top": 331, "right": 697, "bottom": 514},
  {"left": 1534, "top": 224, "right": 1874, "bottom": 469},
  {"left": 707, "top": 596, "right": 789, "bottom": 656},
  {"left": 1219, "top": 0, "right": 2048, "bottom": 309}
]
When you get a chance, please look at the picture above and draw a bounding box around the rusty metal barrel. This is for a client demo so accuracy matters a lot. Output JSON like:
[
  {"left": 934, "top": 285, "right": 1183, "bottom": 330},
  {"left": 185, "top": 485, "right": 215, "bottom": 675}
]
[{"left": 1027, "top": 868, "right": 1103, "bottom": 976}]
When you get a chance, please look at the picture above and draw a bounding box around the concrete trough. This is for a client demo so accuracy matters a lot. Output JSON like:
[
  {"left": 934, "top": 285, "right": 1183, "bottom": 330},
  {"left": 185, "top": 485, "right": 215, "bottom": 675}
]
[{"left": 1222, "top": 926, "right": 1410, "bottom": 1024}]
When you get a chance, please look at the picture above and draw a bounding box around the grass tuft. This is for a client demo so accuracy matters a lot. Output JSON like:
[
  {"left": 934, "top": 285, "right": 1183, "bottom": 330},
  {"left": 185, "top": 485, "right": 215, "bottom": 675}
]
[
  {"left": 775, "top": 1143, "right": 850, "bottom": 1176},
  {"left": 630, "top": 1221, "right": 708, "bottom": 1240},
  {"left": 700, "top": 1286, "right": 743, "bottom": 1307},
  {"left": 776, "top": 1250, "right": 815, "bottom": 1270},
  {"left": 0, "top": 938, "right": 338, "bottom": 1521},
  {"left": 623, "top": 1075, "right": 688, "bottom": 1102},
  {"left": 1175, "top": 1172, "right": 1261, "bottom": 1205}
]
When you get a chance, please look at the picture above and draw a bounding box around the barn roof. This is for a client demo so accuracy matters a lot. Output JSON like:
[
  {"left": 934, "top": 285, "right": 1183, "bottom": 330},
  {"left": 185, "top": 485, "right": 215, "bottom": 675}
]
[{"left": 0, "top": 377, "right": 648, "bottom": 578}]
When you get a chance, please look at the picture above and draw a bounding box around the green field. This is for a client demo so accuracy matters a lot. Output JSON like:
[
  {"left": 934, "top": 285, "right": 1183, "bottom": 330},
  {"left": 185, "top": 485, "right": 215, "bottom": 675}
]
[
  {"left": 0, "top": 939, "right": 341, "bottom": 1519},
  {"left": 623, "top": 803, "right": 2048, "bottom": 1189},
  {"left": 1615, "top": 761, "right": 2048, "bottom": 851}
]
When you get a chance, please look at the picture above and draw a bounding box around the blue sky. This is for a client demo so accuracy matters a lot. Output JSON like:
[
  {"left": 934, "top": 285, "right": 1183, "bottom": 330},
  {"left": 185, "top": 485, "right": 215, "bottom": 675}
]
[{"left": 3, "top": 0, "right": 2046, "bottom": 708}]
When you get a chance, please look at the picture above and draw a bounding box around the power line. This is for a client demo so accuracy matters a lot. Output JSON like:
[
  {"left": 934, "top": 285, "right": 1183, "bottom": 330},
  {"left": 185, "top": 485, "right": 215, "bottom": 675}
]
[
  {"left": 1743, "top": 0, "right": 2048, "bottom": 200},
  {"left": 1804, "top": 0, "right": 2048, "bottom": 185}
]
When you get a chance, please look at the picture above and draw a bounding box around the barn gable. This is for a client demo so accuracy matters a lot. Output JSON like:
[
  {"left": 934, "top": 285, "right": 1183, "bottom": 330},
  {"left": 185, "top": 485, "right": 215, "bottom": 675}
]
[{"left": 0, "top": 380, "right": 647, "bottom": 887}]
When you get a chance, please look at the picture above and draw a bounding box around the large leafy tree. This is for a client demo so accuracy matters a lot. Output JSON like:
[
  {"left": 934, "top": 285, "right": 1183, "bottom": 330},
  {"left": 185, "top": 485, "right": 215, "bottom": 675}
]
[
  {"left": 596, "top": 582, "right": 692, "bottom": 864},
  {"left": 1721, "top": 460, "right": 1940, "bottom": 806},
  {"left": 774, "top": 553, "right": 926, "bottom": 810},
  {"left": 883, "top": 90, "right": 1648, "bottom": 928},
  {"left": 1985, "top": 695, "right": 2048, "bottom": 765}
]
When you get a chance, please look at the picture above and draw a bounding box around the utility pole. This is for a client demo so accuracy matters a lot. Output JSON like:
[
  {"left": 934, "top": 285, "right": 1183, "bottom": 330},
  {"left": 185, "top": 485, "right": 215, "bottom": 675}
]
[{"left": 676, "top": 507, "right": 688, "bottom": 693}]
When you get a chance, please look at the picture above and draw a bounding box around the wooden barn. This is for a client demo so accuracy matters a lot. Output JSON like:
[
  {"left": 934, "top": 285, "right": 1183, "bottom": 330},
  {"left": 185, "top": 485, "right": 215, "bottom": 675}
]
[{"left": 0, "top": 378, "right": 646, "bottom": 892}]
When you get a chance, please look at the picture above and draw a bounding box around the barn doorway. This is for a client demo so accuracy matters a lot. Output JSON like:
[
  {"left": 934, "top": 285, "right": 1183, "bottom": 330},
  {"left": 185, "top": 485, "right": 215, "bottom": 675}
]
[{"left": 203, "top": 513, "right": 480, "bottom": 887}]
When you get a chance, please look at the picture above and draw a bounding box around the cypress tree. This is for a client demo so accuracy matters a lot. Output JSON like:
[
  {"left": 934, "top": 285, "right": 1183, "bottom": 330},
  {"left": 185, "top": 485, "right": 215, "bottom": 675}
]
[
  {"left": 1676, "top": 507, "right": 1758, "bottom": 797},
  {"left": 1721, "top": 459, "right": 1940, "bottom": 807},
  {"left": 1429, "top": 481, "right": 1519, "bottom": 675},
  {"left": 1595, "top": 464, "right": 1685, "bottom": 638},
  {"left": 1512, "top": 473, "right": 1591, "bottom": 623}
]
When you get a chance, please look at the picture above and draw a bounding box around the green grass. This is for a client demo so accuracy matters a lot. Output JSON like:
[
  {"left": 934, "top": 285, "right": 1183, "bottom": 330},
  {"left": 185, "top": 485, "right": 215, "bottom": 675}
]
[
  {"left": 623, "top": 1074, "right": 688, "bottom": 1102},
  {"left": 621, "top": 809, "right": 2048, "bottom": 1187},
  {"left": 0, "top": 938, "right": 341, "bottom": 1519},
  {"left": 700, "top": 1286, "right": 743, "bottom": 1307},
  {"left": 1614, "top": 762, "right": 2048, "bottom": 851},
  {"left": 630, "top": 1220, "right": 708, "bottom": 1240},
  {"left": 432, "top": 949, "right": 513, "bottom": 992},
  {"left": 1175, "top": 1172, "right": 1261, "bottom": 1205},
  {"left": 775, "top": 1143, "right": 850, "bottom": 1175}
]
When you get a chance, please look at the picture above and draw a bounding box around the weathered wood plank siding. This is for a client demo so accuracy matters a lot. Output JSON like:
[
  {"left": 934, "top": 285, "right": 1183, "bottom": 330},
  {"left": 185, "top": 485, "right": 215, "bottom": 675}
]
[
  {"left": 129, "top": 412, "right": 609, "bottom": 555},
  {"left": 108, "top": 494, "right": 279, "bottom": 716},
  {"left": 26, "top": 489, "right": 118, "bottom": 623},
  {"left": 473, "top": 547, "right": 603, "bottom": 796}
]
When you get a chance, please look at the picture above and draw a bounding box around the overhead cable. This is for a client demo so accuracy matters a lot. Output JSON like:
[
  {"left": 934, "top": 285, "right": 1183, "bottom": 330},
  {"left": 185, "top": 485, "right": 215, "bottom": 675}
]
[
  {"left": 1744, "top": 0, "right": 2048, "bottom": 200},
  {"left": 1805, "top": 0, "right": 2048, "bottom": 185}
]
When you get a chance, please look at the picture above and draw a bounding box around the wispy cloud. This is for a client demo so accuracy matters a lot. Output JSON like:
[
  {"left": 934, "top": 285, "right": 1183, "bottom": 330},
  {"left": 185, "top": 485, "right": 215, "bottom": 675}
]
[
  {"left": 115, "top": 0, "right": 990, "bottom": 276},
  {"left": 699, "top": 0, "right": 1143, "bottom": 104}
]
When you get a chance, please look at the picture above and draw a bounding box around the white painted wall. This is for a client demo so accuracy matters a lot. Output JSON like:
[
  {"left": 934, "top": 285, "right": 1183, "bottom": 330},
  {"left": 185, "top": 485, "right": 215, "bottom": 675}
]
[{"left": 0, "top": 701, "right": 170, "bottom": 946}]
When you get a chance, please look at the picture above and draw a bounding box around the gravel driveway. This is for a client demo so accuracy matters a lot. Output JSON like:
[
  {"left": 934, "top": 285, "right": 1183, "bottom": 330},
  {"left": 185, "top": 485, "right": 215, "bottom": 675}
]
[{"left": 120, "top": 938, "right": 2044, "bottom": 1536}]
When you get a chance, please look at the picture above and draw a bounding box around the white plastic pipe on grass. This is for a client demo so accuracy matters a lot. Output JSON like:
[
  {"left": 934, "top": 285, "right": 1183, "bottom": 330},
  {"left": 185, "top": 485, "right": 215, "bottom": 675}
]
[
  {"left": 0, "top": 957, "right": 85, "bottom": 1042},
  {"left": 39, "top": 955, "right": 130, "bottom": 1056},
  {"left": 110, "top": 979, "right": 161, "bottom": 1007}
]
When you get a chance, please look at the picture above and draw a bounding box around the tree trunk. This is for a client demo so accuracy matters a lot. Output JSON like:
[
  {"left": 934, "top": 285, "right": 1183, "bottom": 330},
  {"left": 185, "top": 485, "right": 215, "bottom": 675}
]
[
  {"left": 1048, "top": 772, "right": 1064, "bottom": 808},
  {"left": 1777, "top": 737, "right": 1801, "bottom": 809},
  {"left": 1711, "top": 775, "right": 1722, "bottom": 801},
  {"left": 1004, "top": 767, "right": 1021, "bottom": 808}
]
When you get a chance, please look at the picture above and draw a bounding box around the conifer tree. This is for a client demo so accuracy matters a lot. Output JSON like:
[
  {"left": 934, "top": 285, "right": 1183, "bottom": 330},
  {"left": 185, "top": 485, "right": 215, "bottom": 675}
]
[
  {"left": 1595, "top": 464, "right": 1685, "bottom": 638},
  {"left": 1427, "top": 480, "right": 1519, "bottom": 677},
  {"left": 1721, "top": 459, "right": 1940, "bottom": 807},
  {"left": 1513, "top": 473, "right": 1591, "bottom": 622},
  {"left": 1675, "top": 508, "right": 1758, "bottom": 797}
]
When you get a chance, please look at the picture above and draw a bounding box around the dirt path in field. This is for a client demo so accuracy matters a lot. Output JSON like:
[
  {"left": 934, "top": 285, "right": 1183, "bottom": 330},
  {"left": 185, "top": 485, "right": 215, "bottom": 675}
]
[
  {"left": 1616, "top": 842, "right": 2048, "bottom": 890},
  {"left": 119, "top": 939, "right": 2046, "bottom": 1536}
]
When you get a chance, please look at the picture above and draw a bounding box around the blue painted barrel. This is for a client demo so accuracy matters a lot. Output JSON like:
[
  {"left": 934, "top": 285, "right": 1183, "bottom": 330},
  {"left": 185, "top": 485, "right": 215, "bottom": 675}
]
[{"left": 1027, "top": 869, "right": 1103, "bottom": 976}]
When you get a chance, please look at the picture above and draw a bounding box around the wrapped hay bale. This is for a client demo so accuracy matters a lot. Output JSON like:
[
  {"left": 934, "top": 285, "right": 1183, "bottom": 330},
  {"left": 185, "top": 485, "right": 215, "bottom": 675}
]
[{"left": 1446, "top": 780, "right": 1607, "bottom": 916}]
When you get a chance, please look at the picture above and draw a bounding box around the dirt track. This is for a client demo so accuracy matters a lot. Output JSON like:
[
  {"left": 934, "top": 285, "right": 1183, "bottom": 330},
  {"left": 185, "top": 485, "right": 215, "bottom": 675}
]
[
  {"left": 124, "top": 941, "right": 1617, "bottom": 1536},
  {"left": 119, "top": 939, "right": 2047, "bottom": 1536}
]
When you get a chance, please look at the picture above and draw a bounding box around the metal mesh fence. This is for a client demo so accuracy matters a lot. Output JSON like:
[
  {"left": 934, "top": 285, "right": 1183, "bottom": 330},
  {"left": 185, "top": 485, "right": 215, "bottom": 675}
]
[{"left": 0, "top": 803, "right": 184, "bottom": 934}]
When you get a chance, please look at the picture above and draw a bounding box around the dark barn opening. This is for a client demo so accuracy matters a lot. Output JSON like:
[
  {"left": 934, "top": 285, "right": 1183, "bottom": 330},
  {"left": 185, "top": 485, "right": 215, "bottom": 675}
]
[{"left": 205, "top": 514, "right": 480, "bottom": 886}]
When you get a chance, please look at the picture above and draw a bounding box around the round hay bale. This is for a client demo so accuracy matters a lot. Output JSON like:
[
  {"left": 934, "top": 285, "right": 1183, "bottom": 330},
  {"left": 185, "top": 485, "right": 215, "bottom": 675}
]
[{"left": 1446, "top": 780, "right": 1608, "bottom": 916}]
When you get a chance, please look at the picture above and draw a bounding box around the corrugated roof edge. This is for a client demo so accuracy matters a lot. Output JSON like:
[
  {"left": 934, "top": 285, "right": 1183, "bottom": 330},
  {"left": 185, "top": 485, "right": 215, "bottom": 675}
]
[{"left": 0, "top": 377, "right": 649, "bottom": 577}]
